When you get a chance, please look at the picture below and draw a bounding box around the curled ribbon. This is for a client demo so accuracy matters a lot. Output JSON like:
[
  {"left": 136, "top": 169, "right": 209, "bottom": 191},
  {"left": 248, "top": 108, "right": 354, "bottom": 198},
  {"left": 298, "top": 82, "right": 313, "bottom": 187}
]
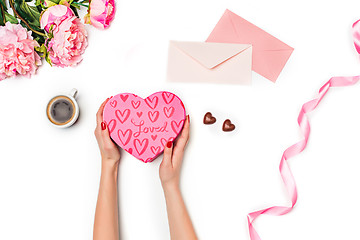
[
  {"left": 353, "top": 19, "right": 360, "bottom": 54},
  {"left": 247, "top": 20, "right": 360, "bottom": 240}
]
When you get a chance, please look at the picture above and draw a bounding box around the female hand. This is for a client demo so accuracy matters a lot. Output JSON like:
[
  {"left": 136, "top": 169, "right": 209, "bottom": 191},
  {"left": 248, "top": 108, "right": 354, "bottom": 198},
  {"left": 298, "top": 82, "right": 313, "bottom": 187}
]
[
  {"left": 93, "top": 98, "right": 121, "bottom": 240},
  {"left": 159, "top": 115, "right": 197, "bottom": 240},
  {"left": 160, "top": 115, "right": 190, "bottom": 189},
  {"left": 94, "top": 98, "right": 121, "bottom": 166}
]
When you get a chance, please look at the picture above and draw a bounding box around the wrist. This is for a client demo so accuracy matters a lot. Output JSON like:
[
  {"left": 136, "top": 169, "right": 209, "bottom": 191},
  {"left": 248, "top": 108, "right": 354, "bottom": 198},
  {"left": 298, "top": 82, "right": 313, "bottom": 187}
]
[
  {"left": 101, "top": 159, "right": 119, "bottom": 172},
  {"left": 162, "top": 181, "right": 180, "bottom": 194}
]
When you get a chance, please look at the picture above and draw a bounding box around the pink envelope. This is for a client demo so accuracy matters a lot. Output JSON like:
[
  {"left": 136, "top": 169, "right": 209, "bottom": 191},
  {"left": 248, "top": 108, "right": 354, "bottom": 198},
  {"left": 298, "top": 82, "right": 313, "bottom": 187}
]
[
  {"left": 167, "top": 41, "right": 252, "bottom": 85},
  {"left": 207, "top": 9, "right": 294, "bottom": 82}
]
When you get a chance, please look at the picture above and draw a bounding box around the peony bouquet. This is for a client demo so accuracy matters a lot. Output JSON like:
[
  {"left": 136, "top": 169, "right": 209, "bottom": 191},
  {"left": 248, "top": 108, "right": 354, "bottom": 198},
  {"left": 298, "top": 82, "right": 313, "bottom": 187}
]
[{"left": 0, "top": 0, "right": 115, "bottom": 80}]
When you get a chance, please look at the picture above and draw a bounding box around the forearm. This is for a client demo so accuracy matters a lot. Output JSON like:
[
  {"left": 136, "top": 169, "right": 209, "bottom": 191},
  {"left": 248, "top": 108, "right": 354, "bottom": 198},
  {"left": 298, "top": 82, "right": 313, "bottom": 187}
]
[
  {"left": 93, "top": 161, "right": 119, "bottom": 240},
  {"left": 163, "top": 184, "right": 197, "bottom": 240}
]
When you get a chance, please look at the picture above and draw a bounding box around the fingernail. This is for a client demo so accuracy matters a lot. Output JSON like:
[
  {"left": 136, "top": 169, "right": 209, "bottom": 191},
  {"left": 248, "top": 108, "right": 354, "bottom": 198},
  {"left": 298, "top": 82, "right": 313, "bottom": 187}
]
[
  {"left": 101, "top": 122, "right": 106, "bottom": 130},
  {"left": 187, "top": 115, "right": 190, "bottom": 123},
  {"left": 166, "top": 141, "right": 172, "bottom": 148},
  {"left": 111, "top": 96, "right": 113, "bottom": 98}
]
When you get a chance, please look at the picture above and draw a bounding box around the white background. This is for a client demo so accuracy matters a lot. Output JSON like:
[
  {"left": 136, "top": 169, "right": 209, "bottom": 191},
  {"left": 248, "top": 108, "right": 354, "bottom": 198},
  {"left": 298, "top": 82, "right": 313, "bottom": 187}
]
[{"left": 1, "top": 0, "right": 360, "bottom": 239}]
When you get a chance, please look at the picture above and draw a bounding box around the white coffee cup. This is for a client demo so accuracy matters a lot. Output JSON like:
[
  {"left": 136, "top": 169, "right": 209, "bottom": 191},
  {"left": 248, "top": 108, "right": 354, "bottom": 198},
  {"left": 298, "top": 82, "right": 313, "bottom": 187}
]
[{"left": 46, "top": 88, "right": 80, "bottom": 128}]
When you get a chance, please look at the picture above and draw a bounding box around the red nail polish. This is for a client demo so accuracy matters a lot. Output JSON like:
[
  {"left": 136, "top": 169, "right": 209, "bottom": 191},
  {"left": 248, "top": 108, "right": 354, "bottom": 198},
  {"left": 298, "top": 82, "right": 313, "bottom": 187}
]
[
  {"left": 101, "top": 122, "right": 106, "bottom": 130},
  {"left": 187, "top": 115, "right": 190, "bottom": 123},
  {"left": 166, "top": 141, "right": 172, "bottom": 148}
]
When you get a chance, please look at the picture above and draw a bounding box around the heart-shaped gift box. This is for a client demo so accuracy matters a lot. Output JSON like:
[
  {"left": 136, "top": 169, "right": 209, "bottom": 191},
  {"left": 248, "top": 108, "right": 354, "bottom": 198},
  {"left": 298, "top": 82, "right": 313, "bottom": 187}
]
[{"left": 103, "top": 92, "right": 186, "bottom": 163}]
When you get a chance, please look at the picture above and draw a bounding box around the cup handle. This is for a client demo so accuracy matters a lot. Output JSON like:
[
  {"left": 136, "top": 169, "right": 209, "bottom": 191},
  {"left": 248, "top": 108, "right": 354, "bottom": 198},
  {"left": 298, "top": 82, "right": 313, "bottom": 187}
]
[{"left": 70, "top": 88, "right": 78, "bottom": 99}]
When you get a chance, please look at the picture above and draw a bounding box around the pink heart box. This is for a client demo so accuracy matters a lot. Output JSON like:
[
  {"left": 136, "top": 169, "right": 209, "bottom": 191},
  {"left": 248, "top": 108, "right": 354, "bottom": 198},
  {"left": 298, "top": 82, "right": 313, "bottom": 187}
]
[{"left": 103, "top": 92, "right": 186, "bottom": 163}]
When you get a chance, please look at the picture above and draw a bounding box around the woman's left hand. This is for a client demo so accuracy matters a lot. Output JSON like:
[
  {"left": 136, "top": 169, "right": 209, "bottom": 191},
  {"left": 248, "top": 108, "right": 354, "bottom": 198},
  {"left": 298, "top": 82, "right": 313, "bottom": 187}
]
[{"left": 94, "top": 98, "right": 121, "bottom": 166}]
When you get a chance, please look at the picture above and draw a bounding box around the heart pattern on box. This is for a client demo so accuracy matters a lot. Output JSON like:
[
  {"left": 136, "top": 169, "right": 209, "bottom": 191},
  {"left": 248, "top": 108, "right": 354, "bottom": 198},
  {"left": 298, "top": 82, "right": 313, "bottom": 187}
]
[{"left": 103, "top": 92, "right": 186, "bottom": 163}]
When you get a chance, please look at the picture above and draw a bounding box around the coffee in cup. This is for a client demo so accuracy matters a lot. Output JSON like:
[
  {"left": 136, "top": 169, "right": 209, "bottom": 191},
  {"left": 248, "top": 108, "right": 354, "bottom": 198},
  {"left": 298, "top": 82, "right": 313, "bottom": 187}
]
[{"left": 46, "top": 89, "right": 79, "bottom": 128}]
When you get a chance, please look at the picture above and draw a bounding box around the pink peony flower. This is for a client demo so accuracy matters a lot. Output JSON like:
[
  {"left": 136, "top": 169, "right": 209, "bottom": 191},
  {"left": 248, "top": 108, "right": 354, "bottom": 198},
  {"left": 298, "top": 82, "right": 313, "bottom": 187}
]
[
  {"left": 40, "top": 4, "right": 74, "bottom": 32},
  {"left": 0, "top": 22, "right": 41, "bottom": 81},
  {"left": 41, "top": 5, "right": 88, "bottom": 67},
  {"left": 84, "top": 0, "right": 115, "bottom": 29}
]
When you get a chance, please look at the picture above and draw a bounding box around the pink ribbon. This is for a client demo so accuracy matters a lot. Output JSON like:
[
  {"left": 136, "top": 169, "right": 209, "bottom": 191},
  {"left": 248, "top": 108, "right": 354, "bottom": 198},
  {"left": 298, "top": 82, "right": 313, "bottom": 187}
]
[
  {"left": 353, "top": 19, "right": 360, "bottom": 54},
  {"left": 247, "top": 20, "right": 360, "bottom": 240}
]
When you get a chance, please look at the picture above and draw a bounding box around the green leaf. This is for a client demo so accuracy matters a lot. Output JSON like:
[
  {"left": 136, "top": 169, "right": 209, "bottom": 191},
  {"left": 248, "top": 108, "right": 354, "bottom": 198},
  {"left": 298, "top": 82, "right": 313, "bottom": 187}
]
[
  {"left": 0, "top": 0, "right": 6, "bottom": 25},
  {"left": 35, "top": 44, "right": 47, "bottom": 56},
  {"left": 69, "top": 5, "right": 79, "bottom": 17},
  {"left": 19, "top": 20, "right": 46, "bottom": 44},
  {"left": 10, "top": 0, "right": 46, "bottom": 42},
  {"left": 35, "top": 44, "right": 52, "bottom": 65},
  {"left": 0, "top": 11, "right": 5, "bottom": 26},
  {"left": 36, "top": 4, "right": 42, "bottom": 12},
  {"left": 45, "top": 55, "right": 52, "bottom": 66},
  {"left": 0, "top": 0, "right": 7, "bottom": 9},
  {"left": 13, "top": 0, "right": 42, "bottom": 26},
  {"left": 33, "top": 31, "right": 46, "bottom": 44},
  {"left": 71, "top": 3, "right": 80, "bottom": 9},
  {"left": 5, "top": 12, "right": 19, "bottom": 24},
  {"left": 34, "top": 0, "right": 42, "bottom": 6},
  {"left": 70, "top": 1, "right": 88, "bottom": 8}
]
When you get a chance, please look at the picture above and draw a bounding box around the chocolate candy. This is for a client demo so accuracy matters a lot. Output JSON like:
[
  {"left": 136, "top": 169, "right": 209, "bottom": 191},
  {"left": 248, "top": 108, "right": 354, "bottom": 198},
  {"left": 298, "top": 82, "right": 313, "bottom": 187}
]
[
  {"left": 203, "top": 112, "right": 216, "bottom": 124},
  {"left": 222, "top": 119, "right": 235, "bottom": 132}
]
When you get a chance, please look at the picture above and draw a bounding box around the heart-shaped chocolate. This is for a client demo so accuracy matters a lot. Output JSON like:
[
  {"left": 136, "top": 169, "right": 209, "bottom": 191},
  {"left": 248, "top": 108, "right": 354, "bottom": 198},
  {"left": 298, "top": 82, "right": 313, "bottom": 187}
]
[
  {"left": 222, "top": 119, "right": 235, "bottom": 132},
  {"left": 103, "top": 92, "right": 186, "bottom": 163},
  {"left": 203, "top": 112, "right": 216, "bottom": 125}
]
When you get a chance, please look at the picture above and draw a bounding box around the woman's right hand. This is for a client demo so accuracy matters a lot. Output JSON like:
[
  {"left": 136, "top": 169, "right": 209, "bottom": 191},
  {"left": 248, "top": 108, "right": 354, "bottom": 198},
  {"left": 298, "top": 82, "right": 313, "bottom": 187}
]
[{"left": 159, "top": 115, "right": 190, "bottom": 189}]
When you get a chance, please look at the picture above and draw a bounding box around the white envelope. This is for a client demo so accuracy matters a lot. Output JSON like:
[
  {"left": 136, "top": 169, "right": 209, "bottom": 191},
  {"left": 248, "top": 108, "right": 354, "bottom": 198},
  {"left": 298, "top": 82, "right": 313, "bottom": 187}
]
[{"left": 166, "top": 41, "right": 252, "bottom": 85}]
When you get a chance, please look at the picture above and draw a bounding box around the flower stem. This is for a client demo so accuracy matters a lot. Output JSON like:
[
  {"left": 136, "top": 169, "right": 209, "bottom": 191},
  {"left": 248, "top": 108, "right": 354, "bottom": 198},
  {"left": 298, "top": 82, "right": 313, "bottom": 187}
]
[
  {"left": 72, "top": 2, "right": 88, "bottom": 7},
  {"left": 0, "top": 2, "right": 6, "bottom": 25},
  {"left": 9, "top": 0, "right": 46, "bottom": 36}
]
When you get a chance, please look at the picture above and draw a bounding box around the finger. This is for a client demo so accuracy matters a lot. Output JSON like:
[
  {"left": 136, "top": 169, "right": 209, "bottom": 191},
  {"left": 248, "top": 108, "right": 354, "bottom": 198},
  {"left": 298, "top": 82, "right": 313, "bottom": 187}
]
[
  {"left": 96, "top": 98, "right": 110, "bottom": 126},
  {"left": 172, "top": 115, "right": 190, "bottom": 166},
  {"left": 173, "top": 115, "right": 190, "bottom": 153},
  {"left": 161, "top": 140, "right": 174, "bottom": 168},
  {"left": 101, "top": 121, "right": 116, "bottom": 146}
]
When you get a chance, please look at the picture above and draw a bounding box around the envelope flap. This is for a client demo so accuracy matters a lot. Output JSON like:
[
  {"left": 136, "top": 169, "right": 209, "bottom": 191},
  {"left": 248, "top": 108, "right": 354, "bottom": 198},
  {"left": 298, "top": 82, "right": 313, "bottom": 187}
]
[
  {"left": 171, "top": 41, "right": 252, "bottom": 69},
  {"left": 227, "top": 9, "right": 294, "bottom": 52},
  {"left": 253, "top": 49, "right": 294, "bottom": 82}
]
